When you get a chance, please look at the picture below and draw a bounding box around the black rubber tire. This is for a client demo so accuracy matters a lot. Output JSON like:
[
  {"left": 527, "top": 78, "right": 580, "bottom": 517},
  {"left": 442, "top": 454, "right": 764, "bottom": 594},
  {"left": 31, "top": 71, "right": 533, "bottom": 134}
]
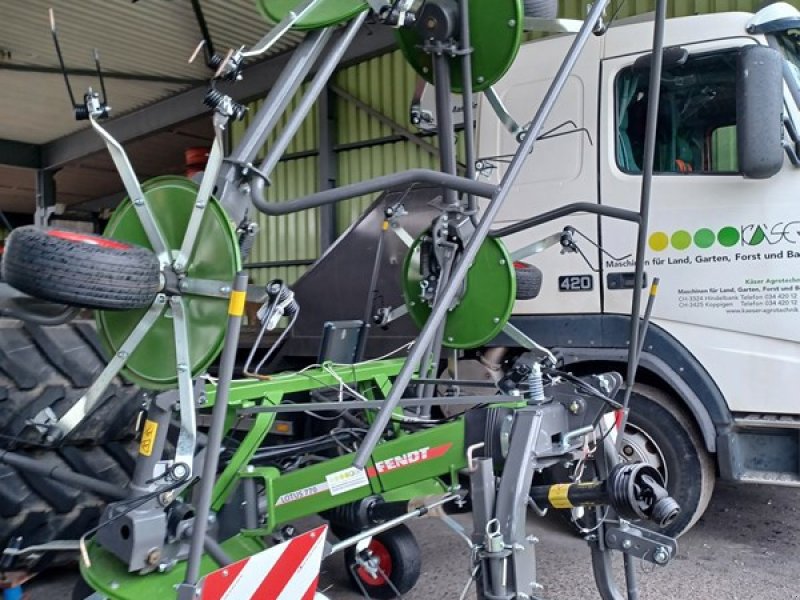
[
  {"left": 622, "top": 384, "right": 716, "bottom": 537},
  {"left": 523, "top": 0, "right": 558, "bottom": 19},
  {"left": 344, "top": 524, "right": 421, "bottom": 599},
  {"left": 0, "top": 441, "right": 137, "bottom": 573},
  {"left": 514, "top": 261, "right": 543, "bottom": 300},
  {"left": 0, "top": 318, "right": 144, "bottom": 449},
  {"left": 2, "top": 226, "right": 161, "bottom": 311}
]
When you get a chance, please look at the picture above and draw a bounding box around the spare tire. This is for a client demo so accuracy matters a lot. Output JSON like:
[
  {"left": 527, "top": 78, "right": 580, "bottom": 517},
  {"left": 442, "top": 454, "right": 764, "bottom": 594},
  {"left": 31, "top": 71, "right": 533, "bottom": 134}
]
[
  {"left": 0, "top": 319, "right": 144, "bottom": 449},
  {"left": 2, "top": 226, "right": 161, "bottom": 311},
  {"left": 514, "top": 261, "right": 543, "bottom": 300}
]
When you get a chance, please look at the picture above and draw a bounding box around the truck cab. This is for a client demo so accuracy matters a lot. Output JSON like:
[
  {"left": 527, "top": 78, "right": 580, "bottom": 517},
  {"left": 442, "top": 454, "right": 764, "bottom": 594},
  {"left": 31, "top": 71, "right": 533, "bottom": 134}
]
[{"left": 477, "top": 2, "right": 800, "bottom": 534}]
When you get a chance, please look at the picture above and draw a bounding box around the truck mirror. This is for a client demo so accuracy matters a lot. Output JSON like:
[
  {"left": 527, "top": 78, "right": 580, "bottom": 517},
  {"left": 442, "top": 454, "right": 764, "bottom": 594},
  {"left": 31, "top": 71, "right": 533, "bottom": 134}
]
[{"left": 737, "top": 45, "right": 785, "bottom": 179}]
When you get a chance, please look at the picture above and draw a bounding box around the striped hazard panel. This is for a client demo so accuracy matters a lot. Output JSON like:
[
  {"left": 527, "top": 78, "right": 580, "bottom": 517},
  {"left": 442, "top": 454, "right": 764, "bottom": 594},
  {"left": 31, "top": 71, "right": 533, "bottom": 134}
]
[{"left": 201, "top": 525, "right": 328, "bottom": 600}]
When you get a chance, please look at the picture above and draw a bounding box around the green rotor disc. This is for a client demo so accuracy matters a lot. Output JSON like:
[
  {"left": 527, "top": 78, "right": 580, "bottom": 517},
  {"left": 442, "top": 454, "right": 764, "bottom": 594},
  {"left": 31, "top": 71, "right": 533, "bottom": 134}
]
[
  {"left": 395, "top": 0, "right": 523, "bottom": 93},
  {"left": 256, "top": 0, "right": 367, "bottom": 30},
  {"left": 97, "top": 176, "right": 241, "bottom": 390},
  {"left": 402, "top": 234, "right": 515, "bottom": 349}
]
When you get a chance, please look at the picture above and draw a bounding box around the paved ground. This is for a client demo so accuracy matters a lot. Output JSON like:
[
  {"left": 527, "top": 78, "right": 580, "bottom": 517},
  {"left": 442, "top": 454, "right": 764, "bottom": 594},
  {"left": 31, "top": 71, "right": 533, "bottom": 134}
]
[{"left": 27, "top": 482, "right": 800, "bottom": 599}]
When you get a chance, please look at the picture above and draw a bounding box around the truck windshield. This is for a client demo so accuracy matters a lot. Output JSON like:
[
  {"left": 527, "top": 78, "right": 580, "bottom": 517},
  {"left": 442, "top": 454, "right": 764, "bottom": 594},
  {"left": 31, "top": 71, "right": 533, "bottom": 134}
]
[
  {"left": 616, "top": 50, "right": 739, "bottom": 175},
  {"left": 772, "top": 30, "right": 800, "bottom": 91}
]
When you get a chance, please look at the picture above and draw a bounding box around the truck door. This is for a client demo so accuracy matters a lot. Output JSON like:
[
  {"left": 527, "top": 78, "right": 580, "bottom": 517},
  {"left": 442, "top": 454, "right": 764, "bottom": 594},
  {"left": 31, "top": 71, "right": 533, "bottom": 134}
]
[
  {"left": 599, "top": 39, "right": 800, "bottom": 414},
  {"left": 476, "top": 33, "right": 603, "bottom": 316}
]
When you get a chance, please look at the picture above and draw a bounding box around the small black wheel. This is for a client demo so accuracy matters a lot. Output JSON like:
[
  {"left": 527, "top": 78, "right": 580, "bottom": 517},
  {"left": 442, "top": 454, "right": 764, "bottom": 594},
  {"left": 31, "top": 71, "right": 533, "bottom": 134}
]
[
  {"left": 2, "top": 226, "right": 161, "bottom": 311},
  {"left": 514, "top": 261, "right": 543, "bottom": 300},
  {"left": 344, "top": 524, "right": 421, "bottom": 599},
  {"left": 621, "top": 384, "right": 716, "bottom": 537}
]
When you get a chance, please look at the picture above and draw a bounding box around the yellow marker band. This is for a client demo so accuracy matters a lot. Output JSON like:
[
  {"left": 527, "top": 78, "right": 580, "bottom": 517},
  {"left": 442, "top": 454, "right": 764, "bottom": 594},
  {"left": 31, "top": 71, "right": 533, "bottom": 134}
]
[
  {"left": 382, "top": 220, "right": 389, "bottom": 231},
  {"left": 228, "top": 290, "right": 247, "bottom": 317},
  {"left": 650, "top": 283, "right": 659, "bottom": 296},
  {"left": 548, "top": 483, "right": 574, "bottom": 509},
  {"left": 139, "top": 419, "right": 159, "bottom": 457}
]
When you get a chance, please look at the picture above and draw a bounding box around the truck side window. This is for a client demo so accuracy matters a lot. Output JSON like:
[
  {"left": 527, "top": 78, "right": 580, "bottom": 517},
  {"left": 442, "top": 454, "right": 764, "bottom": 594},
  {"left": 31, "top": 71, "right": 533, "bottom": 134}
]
[{"left": 615, "top": 51, "right": 739, "bottom": 174}]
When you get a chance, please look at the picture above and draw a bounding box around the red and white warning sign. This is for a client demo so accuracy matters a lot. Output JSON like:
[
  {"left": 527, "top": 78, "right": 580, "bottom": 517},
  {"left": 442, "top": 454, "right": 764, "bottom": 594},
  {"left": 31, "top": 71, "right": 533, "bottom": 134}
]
[{"left": 201, "top": 525, "right": 328, "bottom": 600}]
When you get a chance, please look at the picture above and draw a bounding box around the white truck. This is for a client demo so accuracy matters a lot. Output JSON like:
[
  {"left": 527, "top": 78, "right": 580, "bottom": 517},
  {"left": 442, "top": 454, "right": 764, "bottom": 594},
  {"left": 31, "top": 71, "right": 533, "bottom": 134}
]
[{"left": 473, "top": 2, "right": 800, "bottom": 534}]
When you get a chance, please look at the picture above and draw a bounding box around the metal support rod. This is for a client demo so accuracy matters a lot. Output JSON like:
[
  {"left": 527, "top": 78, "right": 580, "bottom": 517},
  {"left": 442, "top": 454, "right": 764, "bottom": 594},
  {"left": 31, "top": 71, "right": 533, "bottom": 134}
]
[
  {"left": 256, "top": 13, "right": 366, "bottom": 178},
  {"left": 219, "top": 29, "right": 333, "bottom": 223},
  {"left": 242, "top": 477, "right": 259, "bottom": 530},
  {"left": 250, "top": 168, "right": 496, "bottom": 215},
  {"left": 183, "top": 273, "right": 249, "bottom": 588},
  {"left": 318, "top": 85, "right": 338, "bottom": 251},
  {"left": 353, "top": 0, "right": 612, "bottom": 470},
  {"left": 618, "top": 0, "right": 667, "bottom": 452},
  {"left": 458, "top": 0, "right": 477, "bottom": 215},
  {"left": 203, "top": 536, "right": 233, "bottom": 568},
  {"left": 491, "top": 202, "right": 640, "bottom": 238},
  {"left": 0, "top": 449, "right": 127, "bottom": 500},
  {"left": 432, "top": 50, "right": 459, "bottom": 207},
  {"left": 34, "top": 169, "right": 56, "bottom": 227},
  {"left": 226, "top": 29, "right": 332, "bottom": 167},
  {"left": 624, "top": 554, "right": 640, "bottom": 600}
]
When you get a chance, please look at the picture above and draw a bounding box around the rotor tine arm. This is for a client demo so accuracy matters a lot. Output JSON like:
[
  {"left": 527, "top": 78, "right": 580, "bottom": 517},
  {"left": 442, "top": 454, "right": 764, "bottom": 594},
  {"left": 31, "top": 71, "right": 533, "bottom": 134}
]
[
  {"left": 174, "top": 114, "right": 228, "bottom": 272},
  {"left": 88, "top": 115, "right": 172, "bottom": 263}
]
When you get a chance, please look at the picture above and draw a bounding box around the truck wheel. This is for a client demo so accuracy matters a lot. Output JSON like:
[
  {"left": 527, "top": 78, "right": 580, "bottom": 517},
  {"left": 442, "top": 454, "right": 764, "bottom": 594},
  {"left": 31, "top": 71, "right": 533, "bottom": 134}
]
[
  {"left": 0, "top": 441, "right": 137, "bottom": 573},
  {"left": 0, "top": 319, "right": 144, "bottom": 449},
  {"left": 344, "top": 524, "right": 421, "bottom": 599},
  {"left": 2, "top": 226, "right": 161, "bottom": 311},
  {"left": 622, "top": 384, "right": 716, "bottom": 537}
]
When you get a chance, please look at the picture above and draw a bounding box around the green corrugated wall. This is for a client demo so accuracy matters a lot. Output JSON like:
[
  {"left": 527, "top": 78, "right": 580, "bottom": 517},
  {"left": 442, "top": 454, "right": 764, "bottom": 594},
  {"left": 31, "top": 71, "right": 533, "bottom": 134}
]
[{"left": 232, "top": 0, "right": 776, "bottom": 285}]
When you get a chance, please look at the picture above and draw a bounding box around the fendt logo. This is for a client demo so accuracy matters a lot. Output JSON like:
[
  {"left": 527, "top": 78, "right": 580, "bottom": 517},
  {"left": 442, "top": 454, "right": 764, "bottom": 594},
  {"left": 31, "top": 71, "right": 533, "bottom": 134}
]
[{"left": 649, "top": 223, "right": 800, "bottom": 252}]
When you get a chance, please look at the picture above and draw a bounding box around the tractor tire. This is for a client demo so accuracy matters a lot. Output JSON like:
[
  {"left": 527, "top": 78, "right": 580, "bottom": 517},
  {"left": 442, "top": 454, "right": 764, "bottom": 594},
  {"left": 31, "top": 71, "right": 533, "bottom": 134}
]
[
  {"left": 0, "top": 441, "right": 137, "bottom": 572},
  {"left": 0, "top": 318, "right": 144, "bottom": 449},
  {"left": 2, "top": 226, "right": 161, "bottom": 311},
  {"left": 344, "top": 524, "right": 421, "bottom": 599}
]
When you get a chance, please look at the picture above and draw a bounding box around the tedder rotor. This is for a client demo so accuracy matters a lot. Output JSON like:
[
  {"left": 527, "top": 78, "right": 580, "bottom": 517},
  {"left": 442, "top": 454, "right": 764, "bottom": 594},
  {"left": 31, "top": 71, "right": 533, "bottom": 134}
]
[{"left": 1, "top": 0, "right": 681, "bottom": 598}]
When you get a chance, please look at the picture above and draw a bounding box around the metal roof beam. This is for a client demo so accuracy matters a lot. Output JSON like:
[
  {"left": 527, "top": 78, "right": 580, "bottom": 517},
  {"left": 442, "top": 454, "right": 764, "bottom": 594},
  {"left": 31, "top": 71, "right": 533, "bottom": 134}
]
[
  {"left": 42, "top": 25, "right": 397, "bottom": 170},
  {"left": 0, "top": 64, "right": 204, "bottom": 86},
  {"left": 0, "top": 139, "right": 41, "bottom": 169}
]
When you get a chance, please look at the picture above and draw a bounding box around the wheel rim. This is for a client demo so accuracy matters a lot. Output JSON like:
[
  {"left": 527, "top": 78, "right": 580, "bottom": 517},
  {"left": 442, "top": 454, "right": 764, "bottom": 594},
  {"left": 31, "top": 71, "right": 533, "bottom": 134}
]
[
  {"left": 357, "top": 539, "right": 392, "bottom": 586},
  {"left": 47, "top": 230, "right": 132, "bottom": 250},
  {"left": 621, "top": 423, "right": 669, "bottom": 486}
]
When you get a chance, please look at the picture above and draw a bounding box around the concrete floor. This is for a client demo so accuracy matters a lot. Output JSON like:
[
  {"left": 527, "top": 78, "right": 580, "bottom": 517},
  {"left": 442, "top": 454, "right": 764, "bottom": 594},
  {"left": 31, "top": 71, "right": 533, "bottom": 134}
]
[{"left": 27, "top": 481, "right": 800, "bottom": 599}]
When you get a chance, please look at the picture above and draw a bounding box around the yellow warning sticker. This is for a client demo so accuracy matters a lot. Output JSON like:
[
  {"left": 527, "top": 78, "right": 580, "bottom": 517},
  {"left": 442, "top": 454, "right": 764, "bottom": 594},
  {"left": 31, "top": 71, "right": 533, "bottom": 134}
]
[
  {"left": 548, "top": 483, "right": 573, "bottom": 509},
  {"left": 139, "top": 419, "right": 159, "bottom": 457},
  {"left": 228, "top": 290, "right": 247, "bottom": 317}
]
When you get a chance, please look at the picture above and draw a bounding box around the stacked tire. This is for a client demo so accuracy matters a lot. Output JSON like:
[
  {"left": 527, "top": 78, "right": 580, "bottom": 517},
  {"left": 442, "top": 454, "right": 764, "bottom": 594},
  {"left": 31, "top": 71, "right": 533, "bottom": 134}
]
[{"left": 0, "top": 319, "right": 143, "bottom": 570}]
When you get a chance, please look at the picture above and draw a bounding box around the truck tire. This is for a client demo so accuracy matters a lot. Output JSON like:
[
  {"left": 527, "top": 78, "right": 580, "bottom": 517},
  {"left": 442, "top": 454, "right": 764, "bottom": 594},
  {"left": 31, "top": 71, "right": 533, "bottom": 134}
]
[
  {"left": 0, "top": 441, "right": 137, "bottom": 572},
  {"left": 622, "top": 384, "right": 716, "bottom": 537},
  {"left": 2, "top": 226, "right": 161, "bottom": 311},
  {"left": 0, "top": 319, "right": 144, "bottom": 449}
]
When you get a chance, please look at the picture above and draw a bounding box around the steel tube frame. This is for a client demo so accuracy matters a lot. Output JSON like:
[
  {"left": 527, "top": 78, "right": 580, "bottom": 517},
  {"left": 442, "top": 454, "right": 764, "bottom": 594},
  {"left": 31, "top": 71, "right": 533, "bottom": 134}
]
[
  {"left": 353, "top": 0, "right": 613, "bottom": 469},
  {"left": 617, "top": 0, "right": 668, "bottom": 453},
  {"left": 0, "top": 449, "right": 127, "bottom": 500},
  {"left": 253, "top": 13, "right": 367, "bottom": 180},
  {"left": 250, "top": 168, "right": 496, "bottom": 215},
  {"left": 182, "top": 273, "right": 249, "bottom": 589}
]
